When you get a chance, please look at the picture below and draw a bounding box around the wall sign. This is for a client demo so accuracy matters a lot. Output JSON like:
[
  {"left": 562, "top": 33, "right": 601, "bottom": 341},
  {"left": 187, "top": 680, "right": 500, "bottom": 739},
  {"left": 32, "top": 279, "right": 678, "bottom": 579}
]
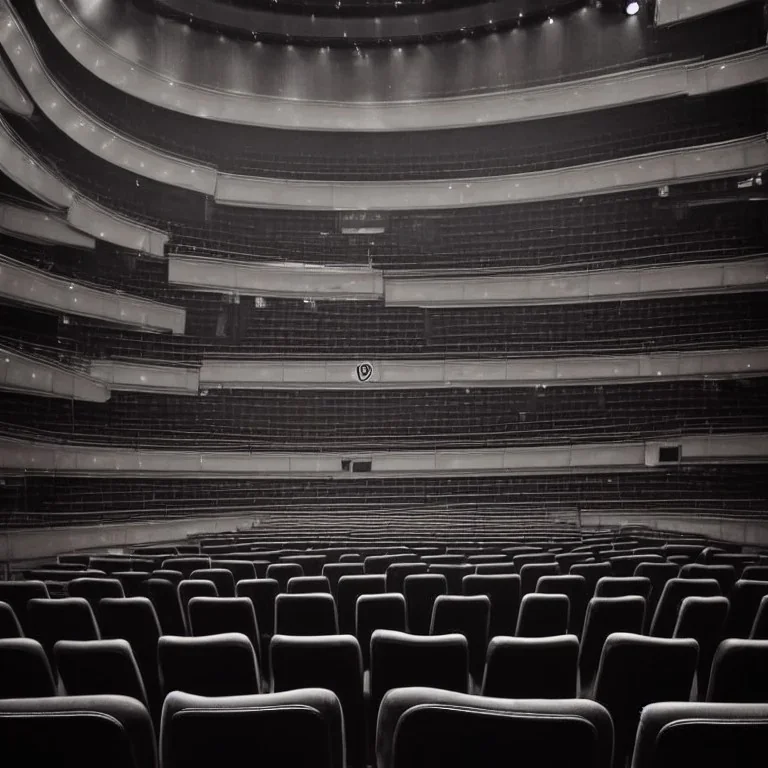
[{"left": 356, "top": 362, "right": 373, "bottom": 382}]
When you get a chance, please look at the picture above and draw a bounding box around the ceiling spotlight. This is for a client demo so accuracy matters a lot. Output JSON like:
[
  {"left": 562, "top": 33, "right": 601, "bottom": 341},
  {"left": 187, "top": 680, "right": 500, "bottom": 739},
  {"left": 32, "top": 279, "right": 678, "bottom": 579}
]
[{"left": 625, "top": 1, "right": 640, "bottom": 14}]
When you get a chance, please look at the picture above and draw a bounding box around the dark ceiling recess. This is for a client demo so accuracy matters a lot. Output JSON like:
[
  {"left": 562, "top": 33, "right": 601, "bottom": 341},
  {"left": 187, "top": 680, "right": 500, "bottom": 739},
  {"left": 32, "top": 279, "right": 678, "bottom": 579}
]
[
  {"left": 151, "top": 0, "right": 587, "bottom": 44},
  {"left": 196, "top": 0, "right": 580, "bottom": 17}
]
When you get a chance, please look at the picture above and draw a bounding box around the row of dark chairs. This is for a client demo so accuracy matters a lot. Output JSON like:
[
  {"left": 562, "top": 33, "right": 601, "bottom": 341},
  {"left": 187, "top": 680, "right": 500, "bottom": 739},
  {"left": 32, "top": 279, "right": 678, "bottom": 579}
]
[
  {"left": 1, "top": 687, "right": 766, "bottom": 767},
  {"left": 2, "top": 599, "right": 768, "bottom": 766}
]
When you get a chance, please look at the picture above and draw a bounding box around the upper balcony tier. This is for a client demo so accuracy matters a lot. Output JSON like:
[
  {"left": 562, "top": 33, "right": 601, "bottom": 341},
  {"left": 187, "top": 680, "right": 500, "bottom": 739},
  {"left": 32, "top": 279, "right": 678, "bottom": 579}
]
[{"left": 42, "top": 0, "right": 765, "bottom": 108}]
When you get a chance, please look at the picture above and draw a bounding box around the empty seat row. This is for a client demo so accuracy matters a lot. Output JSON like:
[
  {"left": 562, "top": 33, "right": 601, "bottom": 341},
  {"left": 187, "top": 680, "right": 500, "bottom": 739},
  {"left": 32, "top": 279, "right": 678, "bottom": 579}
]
[
  {"left": 3, "top": 627, "right": 768, "bottom": 766},
  {"left": 1, "top": 689, "right": 767, "bottom": 768}
]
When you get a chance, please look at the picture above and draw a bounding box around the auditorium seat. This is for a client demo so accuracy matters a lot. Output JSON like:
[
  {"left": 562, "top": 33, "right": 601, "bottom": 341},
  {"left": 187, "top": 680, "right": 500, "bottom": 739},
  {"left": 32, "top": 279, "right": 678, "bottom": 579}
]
[
  {"left": 536, "top": 575, "right": 588, "bottom": 637},
  {"left": 680, "top": 565, "right": 738, "bottom": 596},
  {"left": 481, "top": 635, "right": 579, "bottom": 698},
  {"left": 190, "top": 569, "right": 236, "bottom": 598},
  {"left": 376, "top": 687, "right": 613, "bottom": 768},
  {"left": 67, "top": 577, "right": 125, "bottom": 610},
  {"left": 0, "top": 601, "right": 22, "bottom": 638},
  {"left": 333, "top": 575, "right": 385, "bottom": 634},
  {"left": 386, "top": 562, "right": 428, "bottom": 594},
  {"left": 706, "top": 639, "right": 768, "bottom": 703},
  {"left": 236, "top": 578, "right": 278, "bottom": 663},
  {"left": 750, "top": 594, "right": 768, "bottom": 639},
  {"left": 673, "top": 596, "right": 730, "bottom": 699},
  {"left": 608, "top": 555, "right": 663, "bottom": 577},
  {"left": 570, "top": 562, "right": 612, "bottom": 597},
  {"left": 113, "top": 572, "right": 150, "bottom": 598},
  {"left": 0, "top": 694, "right": 157, "bottom": 768},
  {"left": 96, "top": 597, "right": 163, "bottom": 723},
  {"left": 284, "top": 554, "right": 327, "bottom": 577},
  {"left": 161, "top": 558, "right": 211, "bottom": 579},
  {"left": 467, "top": 554, "right": 506, "bottom": 565},
  {"left": 723, "top": 580, "right": 768, "bottom": 638},
  {"left": 421, "top": 555, "right": 465, "bottom": 566},
  {"left": 158, "top": 633, "right": 261, "bottom": 698},
  {"left": 555, "top": 553, "right": 594, "bottom": 571},
  {"left": 275, "top": 593, "right": 338, "bottom": 636},
  {"left": 0, "top": 581, "right": 48, "bottom": 632},
  {"left": 152, "top": 569, "right": 184, "bottom": 586},
  {"left": 187, "top": 597, "right": 261, "bottom": 667},
  {"left": 287, "top": 576, "right": 332, "bottom": 594},
  {"left": 323, "top": 563, "right": 365, "bottom": 597},
  {"left": 650, "top": 579, "right": 722, "bottom": 637},
  {"left": 579, "top": 596, "right": 646, "bottom": 694},
  {"left": 54, "top": 639, "right": 150, "bottom": 713},
  {"left": 634, "top": 562, "right": 680, "bottom": 630},
  {"left": 270, "top": 634, "right": 365, "bottom": 767},
  {"left": 178, "top": 579, "right": 218, "bottom": 628},
  {"left": 430, "top": 595, "right": 490, "bottom": 685},
  {"left": 210, "top": 559, "right": 256, "bottom": 583},
  {"left": 595, "top": 576, "right": 652, "bottom": 600},
  {"left": 161, "top": 689, "right": 343, "bottom": 768},
  {"left": 474, "top": 563, "right": 517, "bottom": 575},
  {"left": 404, "top": 574, "right": 447, "bottom": 635},
  {"left": 25, "top": 597, "right": 101, "bottom": 668},
  {"left": 593, "top": 633, "right": 699, "bottom": 768},
  {"left": 463, "top": 574, "right": 521, "bottom": 638},
  {"left": 710, "top": 553, "right": 757, "bottom": 576},
  {"left": 370, "top": 630, "right": 469, "bottom": 720},
  {"left": 0, "top": 638, "right": 56, "bottom": 697},
  {"left": 519, "top": 562, "right": 561, "bottom": 597},
  {"left": 147, "top": 578, "right": 187, "bottom": 636},
  {"left": 516, "top": 593, "right": 570, "bottom": 638},
  {"left": 356, "top": 594, "right": 407, "bottom": 668},
  {"left": 513, "top": 553, "right": 556, "bottom": 570},
  {"left": 743, "top": 566, "right": 768, "bottom": 582},
  {"left": 427, "top": 564, "right": 475, "bottom": 595},
  {"left": 266, "top": 563, "right": 304, "bottom": 592},
  {"left": 631, "top": 701, "right": 768, "bottom": 768}
]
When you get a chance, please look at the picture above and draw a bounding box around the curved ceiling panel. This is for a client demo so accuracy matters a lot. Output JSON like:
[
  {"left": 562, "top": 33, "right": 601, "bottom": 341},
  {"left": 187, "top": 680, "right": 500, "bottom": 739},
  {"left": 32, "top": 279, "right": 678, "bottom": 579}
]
[{"left": 43, "top": 0, "right": 764, "bottom": 108}]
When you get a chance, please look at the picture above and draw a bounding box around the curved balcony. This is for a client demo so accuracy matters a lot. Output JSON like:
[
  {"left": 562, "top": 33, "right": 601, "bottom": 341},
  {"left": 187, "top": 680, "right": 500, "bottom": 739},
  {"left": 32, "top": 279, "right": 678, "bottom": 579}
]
[
  {"left": 41, "top": 0, "right": 764, "bottom": 111},
  {"left": 1, "top": 380, "right": 766, "bottom": 450},
  {"left": 52, "top": 292, "right": 768, "bottom": 361}
]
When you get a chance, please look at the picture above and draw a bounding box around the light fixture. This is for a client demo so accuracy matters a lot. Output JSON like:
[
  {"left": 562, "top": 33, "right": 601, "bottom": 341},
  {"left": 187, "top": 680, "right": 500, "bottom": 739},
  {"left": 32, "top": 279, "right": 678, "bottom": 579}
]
[{"left": 625, "top": 1, "right": 640, "bottom": 13}]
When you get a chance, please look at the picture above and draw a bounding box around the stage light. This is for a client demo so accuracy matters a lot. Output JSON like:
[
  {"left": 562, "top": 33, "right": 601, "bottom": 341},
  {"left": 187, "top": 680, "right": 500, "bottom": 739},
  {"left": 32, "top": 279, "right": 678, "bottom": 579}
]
[{"left": 625, "top": 1, "right": 640, "bottom": 14}]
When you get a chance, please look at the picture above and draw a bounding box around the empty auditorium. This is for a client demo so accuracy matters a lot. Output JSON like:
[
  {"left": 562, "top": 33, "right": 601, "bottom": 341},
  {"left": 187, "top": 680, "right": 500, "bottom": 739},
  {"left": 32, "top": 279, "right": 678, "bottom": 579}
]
[{"left": 0, "top": 0, "right": 767, "bottom": 763}]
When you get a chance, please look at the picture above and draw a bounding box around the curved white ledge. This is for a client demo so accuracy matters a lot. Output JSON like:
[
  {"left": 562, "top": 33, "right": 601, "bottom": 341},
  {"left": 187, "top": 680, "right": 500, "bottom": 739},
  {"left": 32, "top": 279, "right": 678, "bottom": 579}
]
[
  {"left": 37, "top": 0, "right": 768, "bottom": 131},
  {"left": 168, "top": 255, "right": 383, "bottom": 300},
  {"left": 88, "top": 360, "right": 199, "bottom": 394},
  {"left": 655, "top": 0, "right": 755, "bottom": 26},
  {"left": 0, "top": 116, "right": 169, "bottom": 256},
  {"left": 0, "top": 2, "right": 217, "bottom": 195},
  {"left": 214, "top": 136, "right": 768, "bottom": 210},
  {"left": 0, "top": 346, "right": 108, "bottom": 401},
  {"left": 192, "top": 348, "right": 768, "bottom": 390},
  {"left": 0, "top": 254, "right": 186, "bottom": 333},
  {"left": 0, "top": 203, "right": 95, "bottom": 248},
  {"left": 385, "top": 257, "right": 768, "bottom": 307},
  {"left": 0, "top": 51, "right": 33, "bottom": 115},
  {"left": 67, "top": 196, "right": 168, "bottom": 257},
  {"left": 0, "top": 114, "right": 73, "bottom": 208},
  {"left": 0, "top": 433, "right": 765, "bottom": 477}
]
